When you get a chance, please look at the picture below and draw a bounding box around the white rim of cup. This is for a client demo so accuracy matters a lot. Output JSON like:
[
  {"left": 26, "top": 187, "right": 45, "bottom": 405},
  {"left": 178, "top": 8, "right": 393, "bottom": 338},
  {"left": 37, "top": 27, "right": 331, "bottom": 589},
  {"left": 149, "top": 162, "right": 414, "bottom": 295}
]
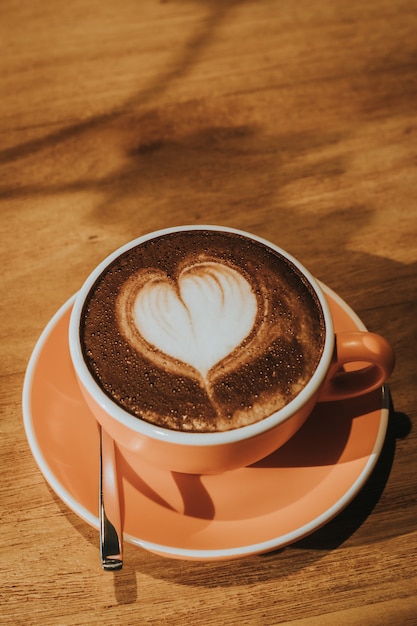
[{"left": 69, "top": 225, "right": 335, "bottom": 446}]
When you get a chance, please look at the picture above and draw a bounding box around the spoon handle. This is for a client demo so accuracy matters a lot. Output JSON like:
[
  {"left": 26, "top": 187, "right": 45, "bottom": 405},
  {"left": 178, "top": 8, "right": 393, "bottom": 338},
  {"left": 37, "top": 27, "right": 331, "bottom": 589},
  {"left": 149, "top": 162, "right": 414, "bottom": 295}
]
[{"left": 99, "top": 426, "right": 123, "bottom": 570}]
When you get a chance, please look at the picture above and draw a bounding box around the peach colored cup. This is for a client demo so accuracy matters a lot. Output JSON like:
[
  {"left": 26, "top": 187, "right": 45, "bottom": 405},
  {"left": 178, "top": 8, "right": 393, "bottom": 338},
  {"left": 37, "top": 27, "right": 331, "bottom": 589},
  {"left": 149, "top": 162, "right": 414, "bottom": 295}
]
[{"left": 69, "top": 226, "right": 395, "bottom": 475}]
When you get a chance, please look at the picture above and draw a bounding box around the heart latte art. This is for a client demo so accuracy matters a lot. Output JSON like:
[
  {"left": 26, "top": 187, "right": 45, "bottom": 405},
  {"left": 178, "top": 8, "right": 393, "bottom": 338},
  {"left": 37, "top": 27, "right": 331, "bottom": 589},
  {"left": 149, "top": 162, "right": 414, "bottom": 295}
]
[
  {"left": 80, "top": 230, "right": 325, "bottom": 432},
  {"left": 117, "top": 262, "right": 257, "bottom": 380}
]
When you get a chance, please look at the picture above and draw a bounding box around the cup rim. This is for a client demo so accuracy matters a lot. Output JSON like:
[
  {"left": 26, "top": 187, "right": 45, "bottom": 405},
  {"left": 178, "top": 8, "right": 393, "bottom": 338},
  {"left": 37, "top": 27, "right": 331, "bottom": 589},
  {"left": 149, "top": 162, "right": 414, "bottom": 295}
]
[{"left": 69, "top": 225, "right": 335, "bottom": 446}]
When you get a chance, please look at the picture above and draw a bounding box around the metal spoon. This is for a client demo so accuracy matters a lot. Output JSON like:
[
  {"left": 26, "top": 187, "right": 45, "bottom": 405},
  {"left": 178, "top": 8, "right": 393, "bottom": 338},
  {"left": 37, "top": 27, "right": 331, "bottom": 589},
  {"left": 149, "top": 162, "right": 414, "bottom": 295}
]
[{"left": 99, "top": 426, "right": 123, "bottom": 570}]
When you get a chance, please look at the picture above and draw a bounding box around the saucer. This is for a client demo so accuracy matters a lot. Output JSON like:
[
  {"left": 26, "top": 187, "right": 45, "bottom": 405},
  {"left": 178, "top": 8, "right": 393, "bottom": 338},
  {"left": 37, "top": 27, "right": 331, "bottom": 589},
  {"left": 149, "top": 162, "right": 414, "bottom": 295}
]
[{"left": 23, "top": 284, "right": 389, "bottom": 560}]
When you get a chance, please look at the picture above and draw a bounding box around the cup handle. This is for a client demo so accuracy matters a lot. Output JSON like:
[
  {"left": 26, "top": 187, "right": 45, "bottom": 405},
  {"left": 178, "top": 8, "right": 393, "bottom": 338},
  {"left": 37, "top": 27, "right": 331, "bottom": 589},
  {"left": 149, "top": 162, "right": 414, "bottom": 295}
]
[{"left": 318, "top": 331, "right": 395, "bottom": 402}]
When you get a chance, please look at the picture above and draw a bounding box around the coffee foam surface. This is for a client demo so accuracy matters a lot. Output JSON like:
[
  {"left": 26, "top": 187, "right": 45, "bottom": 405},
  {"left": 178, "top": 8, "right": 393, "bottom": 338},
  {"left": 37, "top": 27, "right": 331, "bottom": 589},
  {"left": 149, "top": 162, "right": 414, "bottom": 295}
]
[{"left": 80, "top": 230, "right": 325, "bottom": 432}]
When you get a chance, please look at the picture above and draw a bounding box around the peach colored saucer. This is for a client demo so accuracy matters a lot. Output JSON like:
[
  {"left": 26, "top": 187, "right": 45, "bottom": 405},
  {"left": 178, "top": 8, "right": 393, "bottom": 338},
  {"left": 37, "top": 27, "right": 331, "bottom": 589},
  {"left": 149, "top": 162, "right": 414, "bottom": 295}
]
[{"left": 23, "top": 285, "right": 389, "bottom": 561}]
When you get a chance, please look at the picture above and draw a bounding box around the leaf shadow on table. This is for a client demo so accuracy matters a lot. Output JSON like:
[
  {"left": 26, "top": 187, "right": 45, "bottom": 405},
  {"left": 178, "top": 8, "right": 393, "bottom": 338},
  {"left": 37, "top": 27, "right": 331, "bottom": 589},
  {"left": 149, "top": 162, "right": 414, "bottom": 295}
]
[
  {"left": 0, "top": 0, "right": 245, "bottom": 170},
  {"left": 0, "top": 0, "right": 349, "bottom": 238}
]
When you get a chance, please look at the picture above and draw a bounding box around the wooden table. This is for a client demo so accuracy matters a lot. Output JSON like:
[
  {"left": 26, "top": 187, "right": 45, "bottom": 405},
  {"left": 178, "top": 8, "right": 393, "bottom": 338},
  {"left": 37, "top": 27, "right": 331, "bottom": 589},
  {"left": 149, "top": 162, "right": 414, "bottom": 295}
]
[{"left": 1, "top": 1, "right": 416, "bottom": 624}]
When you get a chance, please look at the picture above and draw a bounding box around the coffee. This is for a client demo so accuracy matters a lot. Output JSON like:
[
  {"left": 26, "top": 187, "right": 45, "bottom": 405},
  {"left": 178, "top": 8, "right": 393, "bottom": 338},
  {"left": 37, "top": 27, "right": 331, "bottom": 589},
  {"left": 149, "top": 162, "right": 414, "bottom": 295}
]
[{"left": 80, "top": 230, "right": 325, "bottom": 432}]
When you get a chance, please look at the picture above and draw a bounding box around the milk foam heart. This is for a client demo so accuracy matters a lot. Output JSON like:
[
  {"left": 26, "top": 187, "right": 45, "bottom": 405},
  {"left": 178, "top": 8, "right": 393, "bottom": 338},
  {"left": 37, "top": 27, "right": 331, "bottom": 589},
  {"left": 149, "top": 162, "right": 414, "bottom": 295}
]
[{"left": 132, "top": 262, "right": 257, "bottom": 378}]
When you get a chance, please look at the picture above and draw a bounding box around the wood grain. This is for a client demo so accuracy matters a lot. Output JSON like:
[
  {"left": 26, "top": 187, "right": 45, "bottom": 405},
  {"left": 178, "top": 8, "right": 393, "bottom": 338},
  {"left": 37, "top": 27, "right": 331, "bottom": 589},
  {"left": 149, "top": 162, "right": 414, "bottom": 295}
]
[{"left": 1, "top": 1, "right": 416, "bottom": 624}]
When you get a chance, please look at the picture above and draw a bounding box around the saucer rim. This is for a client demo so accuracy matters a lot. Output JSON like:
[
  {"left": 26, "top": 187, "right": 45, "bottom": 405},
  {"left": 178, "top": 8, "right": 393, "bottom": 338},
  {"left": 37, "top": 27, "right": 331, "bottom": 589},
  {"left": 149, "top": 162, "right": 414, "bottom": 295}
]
[{"left": 22, "top": 285, "right": 389, "bottom": 560}]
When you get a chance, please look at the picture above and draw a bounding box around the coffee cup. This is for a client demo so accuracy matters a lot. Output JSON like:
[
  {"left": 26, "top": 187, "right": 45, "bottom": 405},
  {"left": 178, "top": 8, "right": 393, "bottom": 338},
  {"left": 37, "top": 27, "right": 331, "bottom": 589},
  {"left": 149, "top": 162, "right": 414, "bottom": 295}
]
[{"left": 69, "top": 225, "right": 395, "bottom": 474}]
